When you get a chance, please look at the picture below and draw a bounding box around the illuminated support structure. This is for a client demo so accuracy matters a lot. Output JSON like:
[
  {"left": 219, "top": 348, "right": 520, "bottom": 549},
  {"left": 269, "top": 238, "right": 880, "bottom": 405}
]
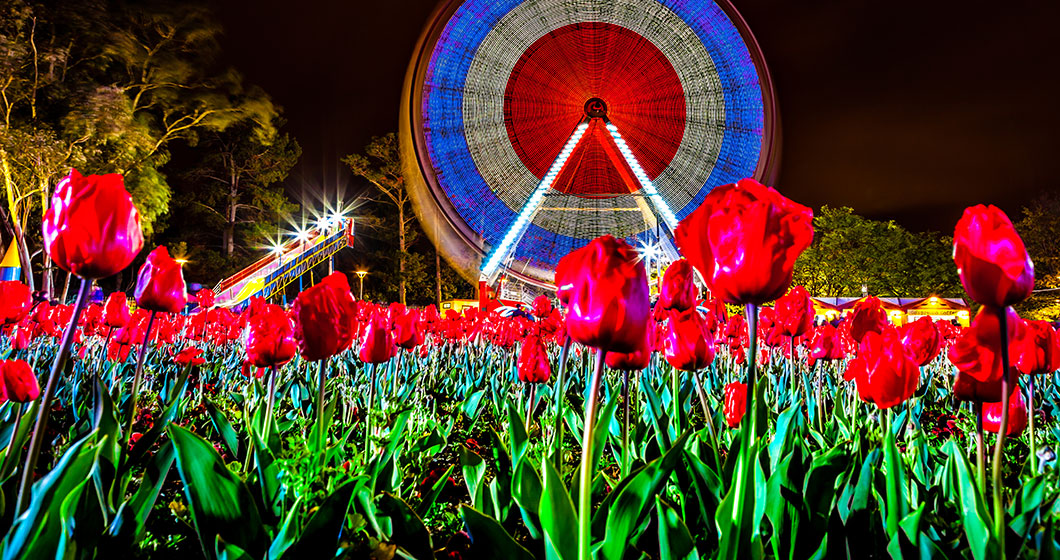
[
  {"left": 213, "top": 218, "right": 354, "bottom": 308},
  {"left": 480, "top": 122, "right": 589, "bottom": 281}
]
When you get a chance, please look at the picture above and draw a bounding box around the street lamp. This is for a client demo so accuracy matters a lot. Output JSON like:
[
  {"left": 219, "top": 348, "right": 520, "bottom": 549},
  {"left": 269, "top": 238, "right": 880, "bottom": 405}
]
[{"left": 355, "top": 270, "right": 367, "bottom": 300}]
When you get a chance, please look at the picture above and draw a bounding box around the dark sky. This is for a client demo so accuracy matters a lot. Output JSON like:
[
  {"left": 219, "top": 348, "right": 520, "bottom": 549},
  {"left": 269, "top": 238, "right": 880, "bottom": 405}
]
[{"left": 214, "top": 0, "right": 1060, "bottom": 233}]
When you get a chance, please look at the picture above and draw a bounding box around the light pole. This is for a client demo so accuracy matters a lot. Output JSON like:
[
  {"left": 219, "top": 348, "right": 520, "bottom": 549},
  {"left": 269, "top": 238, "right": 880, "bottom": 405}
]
[{"left": 356, "top": 270, "right": 367, "bottom": 300}]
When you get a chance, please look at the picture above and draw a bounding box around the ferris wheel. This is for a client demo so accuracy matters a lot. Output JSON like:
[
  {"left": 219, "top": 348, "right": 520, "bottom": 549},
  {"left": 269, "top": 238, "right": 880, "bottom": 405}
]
[{"left": 399, "top": 0, "right": 779, "bottom": 289}]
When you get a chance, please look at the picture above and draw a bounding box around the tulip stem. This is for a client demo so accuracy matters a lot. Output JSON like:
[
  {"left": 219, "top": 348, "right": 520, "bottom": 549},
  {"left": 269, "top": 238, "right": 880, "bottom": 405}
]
[
  {"left": 124, "top": 310, "right": 157, "bottom": 451},
  {"left": 976, "top": 402, "right": 985, "bottom": 495},
  {"left": 365, "top": 362, "right": 377, "bottom": 463},
  {"left": 316, "top": 358, "right": 328, "bottom": 456},
  {"left": 1029, "top": 375, "right": 1037, "bottom": 474},
  {"left": 1, "top": 403, "right": 27, "bottom": 478},
  {"left": 263, "top": 366, "right": 278, "bottom": 440},
  {"left": 745, "top": 304, "right": 759, "bottom": 422},
  {"left": 578, "top": 348, "right": 606, "bottom": 560},
  {"left": 526, "top": 383, "right": 536, "bottom": 434},
  {"left": 671, "top": 366, "right": 680, "bottom": 435},
  {"left": 15, "top": 277, "right": 92, "bottom": 517},
  {"left": 883, "top": 409, "right": 900, "bottom": 538},
  {"left": 621, "top": 370, "right": 630, "bottom": 476},
  {"left": 550, "top": 336, "right": 572, "bottom": 463},
  {"left": 692, "top": 368, "right": 722, "bottom": 469},
  {"left": 992, "top": 306, "right": 1011, "bottom": 556}
]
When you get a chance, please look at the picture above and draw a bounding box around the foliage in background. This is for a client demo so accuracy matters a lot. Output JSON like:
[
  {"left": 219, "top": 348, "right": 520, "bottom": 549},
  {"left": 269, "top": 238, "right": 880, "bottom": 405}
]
[
  {"left": 1017, "top": 193, "right": 1060, "bottom": 320},
  {"left": 0, "top": 0, "right": 297, "bottom": 292},
  {"left": 793, "top": 206, "right": 961, "bottom": 298}
]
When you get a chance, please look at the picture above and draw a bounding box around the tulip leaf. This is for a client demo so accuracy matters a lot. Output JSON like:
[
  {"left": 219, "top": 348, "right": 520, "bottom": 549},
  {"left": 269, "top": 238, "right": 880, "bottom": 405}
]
[
  {"left": 377, "top": 492, "right": 433, "bottom": 560},
  {"left": 596, "top": 432, "right": 690, "bottom": 560},
  {"left": 169, "top": 423, "right": 267, "bottom": 560},
  {"left": 512, "top": 456, "right": 544, "bottom": 539},
  {"left": 282, "top": 479, "right": 358, "bottom": 559},
  {"left": 203, "top": 398, "right": 241, "bottom": 460},
  {"left": 2, "top": 436, "right": 101, "bottom": 560},
  {"left": 460, "top": 445, "right": 487, "bottom": 513},
  {"left": 460, "top": 505, "right": 535, "bottom": 560},
  {"left": 539, "top": 455, "right": 579, "bottom": 560},
  {"left": 656, "top": 495, "right": 697, "bottom": 560},
  {"left": 943, "top": 440, "right": 999, "bottom": 560},
  {"left": 104, "top": 440, "right": 176, "bottom": 547},
  {"left": 415, "top": 463, "right": 455, "bottom": 518}
]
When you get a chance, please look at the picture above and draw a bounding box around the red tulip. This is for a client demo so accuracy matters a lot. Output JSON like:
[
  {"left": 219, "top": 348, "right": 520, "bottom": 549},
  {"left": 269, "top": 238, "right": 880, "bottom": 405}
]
[
  {"left": 983, "top": 388, "right": 1028, "bottom": 435},
  {"left": 662, "top": 308, "right": 716, "bottom": 371},
  {"left": 843, "top": 328, "right": 919, "bottom": 410},
  {"left": 554, "top": 235, "right": 650, "bottom": 353},
  {"left": 947, "top": 306, "right": 1024, "bottom": 387},
  {"left": 674, "top": 178, "right": 813, "bottom": 306},
  {"left": 134, "top": 246, "right": 187, "bottom": 314},
  {"left": 808, "top": 323, "right": 846, "bottom": 365},
  {"left": 899, "top": 316, "right": 942, "bottom": 367},
  {"left": 42, "top": 169, "right": 144, "bottom": 279},
  {"left": 952, "top": 370, "right": 1014, "bottom": 403},
  {"left": 196, "top": 289, "right": 216, "bottom": 309},
  {"left": 1015, "top": 320, "right": 1060, "bottom": 375},
  {"left": 847, "top": 297, "right": 890, "bottom": 343},
  {"left": 0, "top": 281, "right": 32, "bottom": 325},
  {"left": 517, "top": 335, "right": 551, "bottom": 383},
  {"left": 11, "top": 327, "right": 30, "bottom": 351},
  {"left": 531, "top": 294, "right": 553, "bottom": 319},
  {"left": 703, "top": 294, "right": 728, "bottom": 324},
  {"left": 605, "top": 322, "right": 653, "bottom": 371},
  {"left": 246, "top": 304, "right": 297, "bottom": 367},
  {"left": 359, "top": 309, "right": 395, "bottom": 364},
  {"left": 774, "top": 286, "right": 815, "bottom": 338},
  {"left": 292, "top": 272, "right": 357, "bottom": 361},
  {"left": 0, "top": 359, "right": 40, "bottom": 402},
  {"left": 392, "top": 308, "right": 423, "bottom": 350},
  {"left": 953, "top": 204, "right": 1034, "bottom": 308},
  {"left": 658, "top": 259, "right": 697, "bottom": 312},
  {"left": 724, "top": 382, "right": 747, "bottom": 428},
  {"left": 174, "top": 347, "right": 206, "bottom": 367}
]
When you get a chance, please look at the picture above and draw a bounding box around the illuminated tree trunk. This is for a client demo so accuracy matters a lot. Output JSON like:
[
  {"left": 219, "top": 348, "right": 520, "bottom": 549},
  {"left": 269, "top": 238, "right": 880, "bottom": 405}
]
[
  {"left": 435, "top": 249, "right": 443, "bottom": 307},
  {"left": 398, "top": 201, "right": 406, "bottom": 305}
]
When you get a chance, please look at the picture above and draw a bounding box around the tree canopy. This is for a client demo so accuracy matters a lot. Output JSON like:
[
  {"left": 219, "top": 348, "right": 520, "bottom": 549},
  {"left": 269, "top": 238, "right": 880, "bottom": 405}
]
[{"left": 792, "top": 206, "right": 960, "bottom": 298}]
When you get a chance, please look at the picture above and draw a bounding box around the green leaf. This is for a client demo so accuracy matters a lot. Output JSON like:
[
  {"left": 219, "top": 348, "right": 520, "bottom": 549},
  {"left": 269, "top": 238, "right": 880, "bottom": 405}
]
[
  {"left": 512, "top": 456, "right": 544, "bottom": 539},
  {"left": 377, "top": 492, "right": 433, "bottom": 560},
  {"left": 943, "top": 440, "right": 999, "bottom": 560},
  {"left": 460, "top": 445, "right": 487, "bottom": 513},
  {"left": 282, "top": 479, "right": 359, "bottom": 559},
  {"left": 460, "top": 505, "right": 535, "bottom": 560},
  {"left": 2, "top": 437, "right": 101, "bottom": 560},
  {"left": 415, "top": 464, "right": 455, "bottom": 518},
  {"left": 539, "top": 455, "right": 578, "bottom": 560},
  {"left": 598, "top": 432, "right": 690, "bottom": 560},
  {"left": 104, "top": 440, "right": 176, "bottom": 547},
  {"left": 656, "top": 495, "right": 697, "bottom": 560},
  {"left": 204, "top": 398, "right": 241, "bottom": 460},
  {"left": 169, "top": 423, "right": 267, "bottom": 560},
  {"left": 507, "top": 399, "right": 529, "bottom": 467}
]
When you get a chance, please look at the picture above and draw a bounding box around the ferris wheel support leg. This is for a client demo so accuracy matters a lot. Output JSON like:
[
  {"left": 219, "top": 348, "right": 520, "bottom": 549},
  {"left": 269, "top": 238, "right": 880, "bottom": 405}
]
[{"left": 480, "top": 123, "right": 590, "bottom": 282}]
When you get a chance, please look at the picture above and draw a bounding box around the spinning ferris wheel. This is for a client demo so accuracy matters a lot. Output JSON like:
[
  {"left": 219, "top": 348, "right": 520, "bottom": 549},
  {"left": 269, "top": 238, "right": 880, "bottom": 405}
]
[{"left": 399, "top": 0, "right": 779, "bottom": 290}]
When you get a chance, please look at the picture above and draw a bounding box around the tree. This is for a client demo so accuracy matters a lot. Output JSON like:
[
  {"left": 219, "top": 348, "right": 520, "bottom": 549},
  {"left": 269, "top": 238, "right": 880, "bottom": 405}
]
[
  {"left": 0, "top": 0, "right": 290, "bottom": 293},
  {"left": 186, "top": 121, "right": 300, "bottom": 254},
  {"left": 1017, "top": 193, "right": 1060, "bottom": 319},
  {"left": 343, "top": 134, "right": 414, "bottom": 304},
  {"left": 793, "top": 206, "right": 960, "bottom": 298}
]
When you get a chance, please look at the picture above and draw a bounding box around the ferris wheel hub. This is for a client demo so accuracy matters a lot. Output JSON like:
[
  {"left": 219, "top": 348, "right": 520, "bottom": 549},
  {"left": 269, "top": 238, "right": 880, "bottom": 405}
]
[{"left": 583, "top": 97, "right": 608, "bottom": 119}]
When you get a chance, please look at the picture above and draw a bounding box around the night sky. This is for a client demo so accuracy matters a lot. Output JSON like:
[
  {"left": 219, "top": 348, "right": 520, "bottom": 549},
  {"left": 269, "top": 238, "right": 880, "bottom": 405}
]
[{"left": 214, "top": 0, "right": 1060, "bottom": 233}]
